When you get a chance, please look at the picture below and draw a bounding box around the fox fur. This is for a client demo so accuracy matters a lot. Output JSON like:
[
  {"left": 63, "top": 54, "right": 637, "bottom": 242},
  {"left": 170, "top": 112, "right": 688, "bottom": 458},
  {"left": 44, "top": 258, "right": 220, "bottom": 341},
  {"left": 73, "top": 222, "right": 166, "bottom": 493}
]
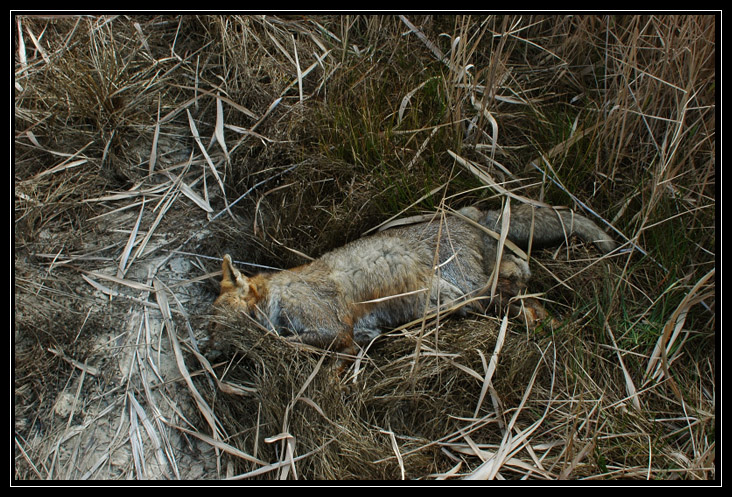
[{"left": 210, "top": 204, "right": 616, "bottom": 357}]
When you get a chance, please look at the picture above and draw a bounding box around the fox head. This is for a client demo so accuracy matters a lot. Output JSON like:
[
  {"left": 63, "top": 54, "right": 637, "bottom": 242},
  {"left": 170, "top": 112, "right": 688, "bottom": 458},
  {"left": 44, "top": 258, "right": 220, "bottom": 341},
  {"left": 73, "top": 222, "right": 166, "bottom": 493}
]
[
  {"left": 214, "top": 254, "right": 265, "bottom": 311},
  {"left": 212, "top": 254, "right": 266, "bottom": 331},
  {"left": 207, "top": 255, "right": 267, "bottom": 355}
]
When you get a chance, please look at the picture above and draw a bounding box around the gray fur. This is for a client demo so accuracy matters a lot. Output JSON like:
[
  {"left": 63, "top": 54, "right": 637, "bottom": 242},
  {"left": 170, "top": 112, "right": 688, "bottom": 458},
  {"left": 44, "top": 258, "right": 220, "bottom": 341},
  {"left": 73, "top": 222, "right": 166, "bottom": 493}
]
[{"left": 212, "top": 204, "right": 615, "bottom": 351}]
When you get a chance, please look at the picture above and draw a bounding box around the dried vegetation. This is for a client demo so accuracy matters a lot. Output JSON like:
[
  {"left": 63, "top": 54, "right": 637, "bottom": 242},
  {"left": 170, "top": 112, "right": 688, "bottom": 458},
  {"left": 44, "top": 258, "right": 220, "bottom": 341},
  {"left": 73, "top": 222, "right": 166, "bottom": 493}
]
[{"left": 14, "top": 15, "right": 715, "bottom": 481}]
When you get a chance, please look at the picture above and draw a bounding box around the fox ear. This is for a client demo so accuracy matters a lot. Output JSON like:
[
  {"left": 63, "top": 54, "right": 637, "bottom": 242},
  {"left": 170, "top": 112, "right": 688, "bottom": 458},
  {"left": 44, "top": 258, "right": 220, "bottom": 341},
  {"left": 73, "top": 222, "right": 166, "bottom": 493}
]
[{"left": 220, "top": 254, "right": 248, "bottom": 294}]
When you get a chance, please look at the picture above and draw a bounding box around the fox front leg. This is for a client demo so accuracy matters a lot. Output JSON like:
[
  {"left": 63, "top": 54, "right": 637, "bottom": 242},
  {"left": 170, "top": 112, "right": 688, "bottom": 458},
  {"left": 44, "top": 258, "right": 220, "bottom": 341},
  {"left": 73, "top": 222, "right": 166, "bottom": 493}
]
[{"left": 286, "top": 324, "right": 357, "bottom": 357}]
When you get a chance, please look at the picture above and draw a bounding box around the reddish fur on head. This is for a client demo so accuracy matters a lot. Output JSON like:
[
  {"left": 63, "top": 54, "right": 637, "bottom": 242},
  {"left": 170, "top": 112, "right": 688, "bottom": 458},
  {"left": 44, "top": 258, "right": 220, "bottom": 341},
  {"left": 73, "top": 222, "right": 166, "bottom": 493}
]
[{"left": 215, "top": 254, "right": 267, "bottom": 312}]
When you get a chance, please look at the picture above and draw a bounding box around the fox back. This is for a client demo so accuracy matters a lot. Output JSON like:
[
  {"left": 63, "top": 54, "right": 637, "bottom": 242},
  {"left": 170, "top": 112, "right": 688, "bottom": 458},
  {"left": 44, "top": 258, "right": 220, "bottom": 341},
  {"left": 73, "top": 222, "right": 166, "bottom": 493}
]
[{"left": 210, "top": 204, "right": 615, "bottom": 356}]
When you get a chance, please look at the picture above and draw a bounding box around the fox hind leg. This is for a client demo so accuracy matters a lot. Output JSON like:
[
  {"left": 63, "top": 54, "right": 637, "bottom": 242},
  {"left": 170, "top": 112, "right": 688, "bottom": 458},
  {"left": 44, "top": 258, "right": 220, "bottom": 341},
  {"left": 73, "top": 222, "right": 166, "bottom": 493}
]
[{"left": 492, "top": 254, "right": 557, "bottom": 328}]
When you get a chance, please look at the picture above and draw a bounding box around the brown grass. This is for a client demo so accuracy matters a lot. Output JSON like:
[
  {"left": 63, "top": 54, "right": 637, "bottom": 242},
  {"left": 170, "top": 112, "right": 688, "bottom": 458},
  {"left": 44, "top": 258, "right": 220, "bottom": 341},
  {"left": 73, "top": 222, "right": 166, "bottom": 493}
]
[{"left": 14, "top": 14, "right": 715, "bottom": 481}]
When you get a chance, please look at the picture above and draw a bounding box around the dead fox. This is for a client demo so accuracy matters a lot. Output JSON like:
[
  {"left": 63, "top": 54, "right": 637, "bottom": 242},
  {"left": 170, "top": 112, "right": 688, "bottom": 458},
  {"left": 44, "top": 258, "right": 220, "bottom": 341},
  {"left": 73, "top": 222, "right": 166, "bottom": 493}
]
[{"left": 210, "top": 204, "right": 615, "bottom": 357}]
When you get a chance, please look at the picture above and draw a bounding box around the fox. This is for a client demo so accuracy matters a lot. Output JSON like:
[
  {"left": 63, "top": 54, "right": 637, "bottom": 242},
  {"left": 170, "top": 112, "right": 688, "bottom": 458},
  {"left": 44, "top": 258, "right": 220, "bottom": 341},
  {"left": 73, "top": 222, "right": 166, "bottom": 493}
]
[{"left": 209, "top": 203, "right": 616, "bottom": 359}]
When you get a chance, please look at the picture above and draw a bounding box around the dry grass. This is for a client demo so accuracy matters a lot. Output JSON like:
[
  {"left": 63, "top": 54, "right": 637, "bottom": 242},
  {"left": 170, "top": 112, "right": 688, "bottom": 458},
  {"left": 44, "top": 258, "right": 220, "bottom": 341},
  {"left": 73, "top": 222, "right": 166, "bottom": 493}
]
[{"left": 14, "top": 14, "right": 715, "bottom": 481}]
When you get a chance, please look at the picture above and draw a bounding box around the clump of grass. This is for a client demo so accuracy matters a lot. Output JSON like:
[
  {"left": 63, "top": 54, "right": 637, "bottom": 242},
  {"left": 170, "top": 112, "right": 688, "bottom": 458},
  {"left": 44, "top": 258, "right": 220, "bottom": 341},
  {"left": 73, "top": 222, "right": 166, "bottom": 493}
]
[{"left": 208, "top": 307, "right": 555, "bottom": 480}]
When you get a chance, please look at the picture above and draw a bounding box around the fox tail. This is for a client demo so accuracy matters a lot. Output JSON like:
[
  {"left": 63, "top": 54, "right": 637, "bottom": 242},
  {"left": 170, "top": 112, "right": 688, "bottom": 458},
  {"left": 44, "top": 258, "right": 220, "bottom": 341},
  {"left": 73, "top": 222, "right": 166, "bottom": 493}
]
[{"left": 479, "top": 203, "right": 616, "bottom": 253}]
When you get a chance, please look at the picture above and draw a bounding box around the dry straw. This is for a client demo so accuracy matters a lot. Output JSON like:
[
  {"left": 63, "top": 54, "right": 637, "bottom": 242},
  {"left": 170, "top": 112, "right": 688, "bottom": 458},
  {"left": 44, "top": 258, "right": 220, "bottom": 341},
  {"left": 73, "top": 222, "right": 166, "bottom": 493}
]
[{"left": 15, "top": 15, "right": 714, "bottom": 480}]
